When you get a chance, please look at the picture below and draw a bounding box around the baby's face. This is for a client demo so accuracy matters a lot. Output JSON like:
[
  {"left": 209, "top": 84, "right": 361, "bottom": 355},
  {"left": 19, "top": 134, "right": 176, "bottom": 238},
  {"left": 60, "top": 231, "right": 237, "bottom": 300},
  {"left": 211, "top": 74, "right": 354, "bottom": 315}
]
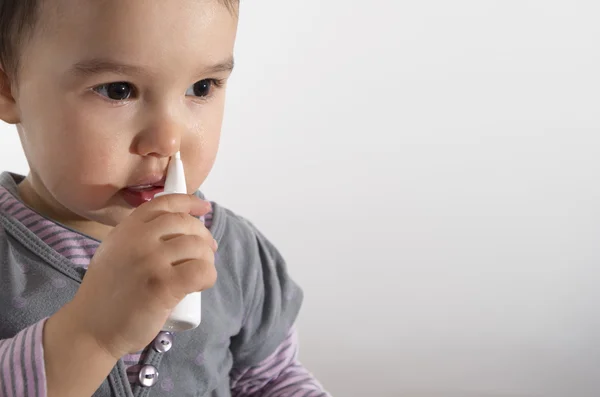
[{"left": 8, "top": 0, "right": 237, "bottom": 238}]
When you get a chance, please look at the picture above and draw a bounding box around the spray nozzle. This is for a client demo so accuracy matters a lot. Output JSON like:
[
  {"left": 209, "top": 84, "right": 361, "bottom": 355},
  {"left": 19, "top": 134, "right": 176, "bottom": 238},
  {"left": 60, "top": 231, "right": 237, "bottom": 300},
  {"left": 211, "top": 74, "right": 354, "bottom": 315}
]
[{"left": 154, "top": 151, "right": 187, "bottom": 197}]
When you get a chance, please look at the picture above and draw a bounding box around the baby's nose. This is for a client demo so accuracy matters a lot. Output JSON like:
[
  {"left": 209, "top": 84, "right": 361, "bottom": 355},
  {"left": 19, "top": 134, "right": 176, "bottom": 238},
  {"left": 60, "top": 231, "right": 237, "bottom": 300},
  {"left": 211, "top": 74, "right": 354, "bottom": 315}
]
[{"left": 133, "top": 114, "right": 185, "bottom": 158}]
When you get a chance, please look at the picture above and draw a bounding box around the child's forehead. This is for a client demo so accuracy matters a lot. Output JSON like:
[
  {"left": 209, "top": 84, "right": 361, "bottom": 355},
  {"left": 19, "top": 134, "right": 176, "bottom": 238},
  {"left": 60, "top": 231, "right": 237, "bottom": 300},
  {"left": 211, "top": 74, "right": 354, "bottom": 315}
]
[
  {"left": 35, "top": 0, "right": 233, "bottom": 43},
  {"left": 28, "top": 0, "right": 237, "bottom": 72},
  {"left": 39, "top": 0, "right": 235, "bottom": 33}
]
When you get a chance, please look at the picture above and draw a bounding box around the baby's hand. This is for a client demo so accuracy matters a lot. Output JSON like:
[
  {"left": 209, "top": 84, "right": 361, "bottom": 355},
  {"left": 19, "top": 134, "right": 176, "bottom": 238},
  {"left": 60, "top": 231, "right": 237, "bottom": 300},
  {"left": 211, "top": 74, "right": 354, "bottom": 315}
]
[{"left": 66, "top": 194, "right": 217, "bottom": 359}]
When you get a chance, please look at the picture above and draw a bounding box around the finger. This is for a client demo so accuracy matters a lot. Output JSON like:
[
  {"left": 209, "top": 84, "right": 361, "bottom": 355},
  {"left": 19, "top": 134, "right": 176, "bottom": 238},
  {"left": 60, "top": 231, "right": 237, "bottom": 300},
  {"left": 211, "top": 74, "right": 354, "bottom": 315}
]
[
  {"left": 171, "top": 256, "right": 217, "bottom": 294},
  {"left": 162, "top": 234, "right": 217, "bottom": 266},
  {"left": 145, "top": 211, "right": 212, "bottom": 242},
  {"left": 133, "top": 194, "right": 212, "bottom": 223}
]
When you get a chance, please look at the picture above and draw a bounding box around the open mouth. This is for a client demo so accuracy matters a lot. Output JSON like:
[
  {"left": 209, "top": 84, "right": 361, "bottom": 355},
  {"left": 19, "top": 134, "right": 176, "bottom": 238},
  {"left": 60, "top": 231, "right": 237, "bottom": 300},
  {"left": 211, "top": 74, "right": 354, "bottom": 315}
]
[
  {"left": 127, "top": 184, "right": 164, "bottom": 191},
  {"left": 121, "top": 177, "right": 166, "bottom": 207}
]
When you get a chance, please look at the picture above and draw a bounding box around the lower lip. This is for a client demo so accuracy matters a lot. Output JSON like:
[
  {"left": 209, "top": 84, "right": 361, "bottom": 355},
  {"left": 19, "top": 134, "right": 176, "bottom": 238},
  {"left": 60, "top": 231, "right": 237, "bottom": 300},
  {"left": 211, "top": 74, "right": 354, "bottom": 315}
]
[{"left": 121, "top": 187, "right": 164, "bottom": 208}]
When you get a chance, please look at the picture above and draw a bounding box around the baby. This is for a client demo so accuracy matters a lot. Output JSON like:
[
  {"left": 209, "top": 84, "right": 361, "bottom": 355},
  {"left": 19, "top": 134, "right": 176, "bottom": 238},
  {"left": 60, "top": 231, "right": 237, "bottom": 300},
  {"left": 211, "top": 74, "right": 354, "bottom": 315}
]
[{"left": 0, "top": 0, "right": 330, "bottom": 396}]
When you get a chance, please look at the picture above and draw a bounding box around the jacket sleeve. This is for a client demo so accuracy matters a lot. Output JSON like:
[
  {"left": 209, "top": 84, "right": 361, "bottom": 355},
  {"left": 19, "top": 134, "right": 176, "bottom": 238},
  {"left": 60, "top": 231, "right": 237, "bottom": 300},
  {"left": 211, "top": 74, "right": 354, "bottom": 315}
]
[
  {"left": 231, "top": 326, "right": 331, "bottom": 397},
  {"left": 0, "top": 319, "right": 47, "bottom": 397},
  {"left": 228, "top": 218, "right": 304, "bottom": 368}
]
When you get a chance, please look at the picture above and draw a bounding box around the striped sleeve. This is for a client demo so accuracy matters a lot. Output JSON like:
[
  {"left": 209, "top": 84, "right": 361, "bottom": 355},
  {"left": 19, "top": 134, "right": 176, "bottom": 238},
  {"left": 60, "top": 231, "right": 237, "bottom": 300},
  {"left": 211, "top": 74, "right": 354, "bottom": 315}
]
[
  {"left": 230, "top": 327, "right": 331, "bottom": 397},
  {"left": 0, "top": 320, "right": 47, "bottom": 397}
]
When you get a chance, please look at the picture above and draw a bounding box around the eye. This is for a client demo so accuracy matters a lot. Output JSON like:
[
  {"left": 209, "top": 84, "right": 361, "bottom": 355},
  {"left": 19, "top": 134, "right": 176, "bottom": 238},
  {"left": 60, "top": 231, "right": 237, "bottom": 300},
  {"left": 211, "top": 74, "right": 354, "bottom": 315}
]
[
  {"left": 185, "top": 79, "right": 218, "bottom": 98},
  {"left": 94, "top": 82, "right": 134, "bottom": 101}
]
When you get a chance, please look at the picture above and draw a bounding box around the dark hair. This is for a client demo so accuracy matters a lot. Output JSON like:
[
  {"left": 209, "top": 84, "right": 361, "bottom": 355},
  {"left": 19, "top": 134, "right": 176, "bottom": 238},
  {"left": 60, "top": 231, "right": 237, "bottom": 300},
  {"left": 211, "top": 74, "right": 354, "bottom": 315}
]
[
  {"left": 0, "top": 0, "right": 239, "bottom": 79},
  {"left": 0, "top": 0, "right": 40, "bottom": 78}
]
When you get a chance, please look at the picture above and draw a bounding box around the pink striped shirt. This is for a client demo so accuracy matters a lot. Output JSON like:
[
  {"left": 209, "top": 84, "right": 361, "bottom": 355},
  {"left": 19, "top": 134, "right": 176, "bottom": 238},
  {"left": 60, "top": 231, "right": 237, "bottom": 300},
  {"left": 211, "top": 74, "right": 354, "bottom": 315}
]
[{"left": 0, "top": 185, "right": 330, "bottom": 396}]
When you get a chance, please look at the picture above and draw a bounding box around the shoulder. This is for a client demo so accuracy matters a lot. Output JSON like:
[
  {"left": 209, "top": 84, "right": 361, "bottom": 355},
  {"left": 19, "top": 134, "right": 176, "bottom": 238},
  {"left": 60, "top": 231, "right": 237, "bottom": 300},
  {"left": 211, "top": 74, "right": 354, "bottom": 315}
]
[
  {"left": 203, "top": 200, "right": 271, "bottom": 288},
  {"left": 205, "top": 198, "right": 302, "bottom": 296},
  {"left": 207, "top": 200, "right": 263, "bottom": 251},
  {"left": 206, "top": 199, "right": 285, "bottom": 263}
]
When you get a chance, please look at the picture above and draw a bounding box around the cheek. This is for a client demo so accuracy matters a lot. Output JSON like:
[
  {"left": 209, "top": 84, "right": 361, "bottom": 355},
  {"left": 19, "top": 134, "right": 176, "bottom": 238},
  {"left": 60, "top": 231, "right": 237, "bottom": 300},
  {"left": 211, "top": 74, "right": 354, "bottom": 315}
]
[
  {"left": 185, "top": 105, "right": 224, "bottom": 190},
  {"left": 35, "top": 114, "right": 121, "bottom": 181},
  {"left": 18, "top": 93, "right": 129, "bottom": 203}
]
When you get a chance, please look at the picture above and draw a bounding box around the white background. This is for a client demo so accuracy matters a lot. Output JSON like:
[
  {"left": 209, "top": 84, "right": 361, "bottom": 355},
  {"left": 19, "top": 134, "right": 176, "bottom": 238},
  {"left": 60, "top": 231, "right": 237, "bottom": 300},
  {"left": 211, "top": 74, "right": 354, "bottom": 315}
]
[{"left": 2, "top": 1, "right": 600, "bottom": 396}]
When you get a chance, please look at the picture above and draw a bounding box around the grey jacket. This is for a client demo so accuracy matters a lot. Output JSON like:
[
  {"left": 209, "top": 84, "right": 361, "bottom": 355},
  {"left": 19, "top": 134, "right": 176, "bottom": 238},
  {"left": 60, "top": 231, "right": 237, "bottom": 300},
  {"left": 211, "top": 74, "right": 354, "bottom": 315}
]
[{"left": 0, "top": 171, "right": 303, "bottom": 397}]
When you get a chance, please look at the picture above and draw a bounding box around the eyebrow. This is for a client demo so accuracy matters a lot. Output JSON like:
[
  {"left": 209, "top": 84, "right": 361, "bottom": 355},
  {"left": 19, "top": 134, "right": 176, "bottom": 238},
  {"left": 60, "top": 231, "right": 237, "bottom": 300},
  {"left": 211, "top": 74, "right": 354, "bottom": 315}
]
[
  {"left": 206, "top": 57, "right": 235, "bottom": 74},
  {"left": 70, "top": 57, "right": 235, "bottom": 77}
]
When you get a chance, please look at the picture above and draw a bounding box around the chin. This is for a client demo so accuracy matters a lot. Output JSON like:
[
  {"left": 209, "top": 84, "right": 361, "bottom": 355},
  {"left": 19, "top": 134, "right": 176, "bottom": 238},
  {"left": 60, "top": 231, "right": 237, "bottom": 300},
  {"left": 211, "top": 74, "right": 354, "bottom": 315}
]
[{"left": 84, "top": 206, "right": 133, "bottom": 228}]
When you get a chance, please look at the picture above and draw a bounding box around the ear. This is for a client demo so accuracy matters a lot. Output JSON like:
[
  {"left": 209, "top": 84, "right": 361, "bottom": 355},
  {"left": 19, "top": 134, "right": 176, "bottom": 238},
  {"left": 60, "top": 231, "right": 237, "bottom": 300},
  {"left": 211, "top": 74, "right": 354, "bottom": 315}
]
[{"left": 0, "top": 66, "right": 20, "bottom": 124}]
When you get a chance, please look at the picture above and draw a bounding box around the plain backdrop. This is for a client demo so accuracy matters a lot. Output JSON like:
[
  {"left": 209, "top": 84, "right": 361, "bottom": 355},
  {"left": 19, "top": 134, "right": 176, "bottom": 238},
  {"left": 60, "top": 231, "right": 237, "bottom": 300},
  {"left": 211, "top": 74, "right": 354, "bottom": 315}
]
[{"left": 1, "top": 1, "right": 600, "bottom": 396}]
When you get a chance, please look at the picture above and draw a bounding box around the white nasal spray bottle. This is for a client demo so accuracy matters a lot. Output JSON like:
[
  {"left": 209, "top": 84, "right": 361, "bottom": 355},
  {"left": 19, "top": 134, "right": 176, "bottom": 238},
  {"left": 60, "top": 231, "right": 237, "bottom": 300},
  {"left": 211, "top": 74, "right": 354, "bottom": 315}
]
[{"left": 154, "top": 151, "right": 202, "bottom": 331}]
